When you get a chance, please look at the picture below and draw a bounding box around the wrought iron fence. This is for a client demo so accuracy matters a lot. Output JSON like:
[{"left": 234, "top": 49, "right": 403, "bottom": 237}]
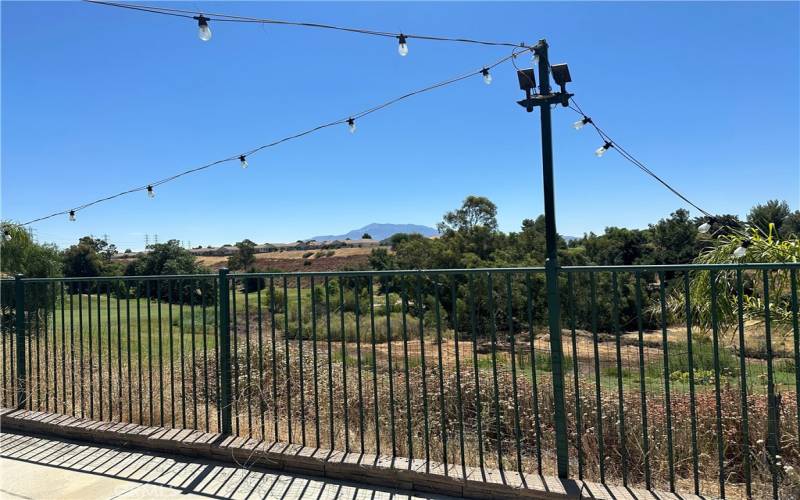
[{"left": 1, "top": 264, "right": 798, "bottom": 498}]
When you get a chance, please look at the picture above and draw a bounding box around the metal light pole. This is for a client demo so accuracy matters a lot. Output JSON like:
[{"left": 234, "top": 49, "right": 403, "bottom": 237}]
[{"left": 518, "top": 39, "right": 572, "bottom": 479}]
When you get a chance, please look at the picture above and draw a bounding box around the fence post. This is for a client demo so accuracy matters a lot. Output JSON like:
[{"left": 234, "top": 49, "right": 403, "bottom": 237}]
[
  {"left": 218, "top": 268, "right": 233, "bottom": 435},
  {"left": 14, "top": 274, "right": 26, "bottom": 410}
]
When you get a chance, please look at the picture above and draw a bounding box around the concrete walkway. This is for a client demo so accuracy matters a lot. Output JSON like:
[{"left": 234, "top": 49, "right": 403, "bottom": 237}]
[{"left": 0, "top": 432, "right": 457, "bottom": 500}]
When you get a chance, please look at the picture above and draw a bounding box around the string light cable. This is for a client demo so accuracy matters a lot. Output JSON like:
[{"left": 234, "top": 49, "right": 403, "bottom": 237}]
[
  {"left": 17, "top": 47, "right": 530, "bottom": 227},
  {"left": 567, "top": 97, "right": 713, "bottom": 218},
  {"left": 85, "top": 0, "right": 532, "bottom": 50}
]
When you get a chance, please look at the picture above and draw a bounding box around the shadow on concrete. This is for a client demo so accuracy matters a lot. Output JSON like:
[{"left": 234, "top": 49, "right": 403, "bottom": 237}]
[{"left": 0, "top": 431, "right": 454, "bottom": 500}]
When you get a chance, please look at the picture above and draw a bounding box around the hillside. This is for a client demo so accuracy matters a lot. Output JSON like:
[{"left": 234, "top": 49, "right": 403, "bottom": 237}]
[{"left": 310, "top": 223, "right": 437, "bottom": 242}]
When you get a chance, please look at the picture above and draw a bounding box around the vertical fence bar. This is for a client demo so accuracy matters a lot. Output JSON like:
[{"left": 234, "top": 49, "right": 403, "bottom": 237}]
[
  {"left": 385, "top": 280, "right": 397, "bottom": 458},
  {"left": 297, "top": 276, "right": 305, "bottom": 446},
  {"left": 354, "top": 279, "right": 365, "bottom": 452},
  {"left": 611, "top": 272, "right": 628, "bottom": 485},
  {"left": 658, "top": 271, "right": 675, "bottom": 491},
  {"left": 416, "top": 276, "right": 430, "bottom": 470},
  {"left": 218, "top": 269, "right": 233, "bottom": 436},
  {"left": 203, "top": 280, "right": 210, "bottom": 433},
  {"left": 709, "top": 271, "right": 724, "bottom": 498},
  {"left": 634, "top": 273, "right": 650, "bottom": 490},
  {"left": 157, "top": 282, "right": 163, "bottom": 425},
  {"left": 339, "top": 278, "right": 349, "bottom": 452},
  {"left": 116, "top": 283, "right": 123, "bottom": 421},
  {"left": 567, "top": 272, "right": 583, "bottom": 479},
  {"left": 168, "top": 281, "right": 175, "bottom": 428},
  {"left": 231, "top": 279, "right": 238, "bottom": 434},
  {"left": 88, "top": 289, "right": 94, "bottom": 419},
  {"left": 469, "top": 275, "right": 484, "bottom": 472},
  {"left": 257, "top": 280, "right": 265, "bottom": 440},
  {"left": 284, "top": 277, "right": 293, "bottom": 443},
  {"left": 487, "top": 273, "right": 503, "bottom": 472},
  {"left": 270, "top": 277, "right": 279, "bottom": 442},
  {"left": 96, "top": 283, "right": 102, "bottom": 420},
  {"left": 14, "top": 275, "right": 26, "bottom": 410},
  {"left": 35, "top": 303, "right": 41, "bottom": 411},
  {"left": 791, "top": 269, "right": 800, "bottom": 454},
  {"left": 434, "top": 277, "right": 447, "bottom": 474},
  {"left": 762, "top": 270, "right": 779, "bottom": 500},
  {"left": 368, "top": 278, "right": 380, "bottom": 457},
  {"left": 526, "top": 273, "right": 543, "bottom": 473},
  {"left": 244, "top": 280, "right": 252, "bottom": 436},
  {"left": 506, "top": 273, "right": 523, "bottom": 474},
  {"left": 312, "top": 276, "right": 321, "bottom": 447},
  {"left": 192, "top": 278, "right": 199, "bottom": 430},
  {"left": 683, "top": 273, "right": 700, "bottom": 494},
  {"left": 451, "top": 277, "right": 466, "bottom": 478},
  {"left": 44, "top": 285, "right": 50, "bottom": 413},
  {"left": 106, "top": 283, "right": 112, "bottom": 421},
  {"left": 324, "top": 276, "right": 334, "bottom": 450},
  {"left": 401, "top": 281, "right": 412, "bottom": 461},
  {"left": 69, "top": 288, "right": 75, "bottom": 415},
  {"left": 590, "top": 273, "right": 605, "bottom": 483},
  {"left": 736, "top": 269, "right": 751, "bottom": 498},
  {"left": 126, "top": 283, "right": 132, "bottom": 423},
  {"left": 61, "top": 283, "right": 67, "bottom": 414},
  {"left": 146, "top": 281, "right": 153, "bottom": 424}
]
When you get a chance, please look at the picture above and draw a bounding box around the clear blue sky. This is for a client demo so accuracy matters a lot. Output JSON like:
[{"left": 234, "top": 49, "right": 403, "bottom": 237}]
[{"left": 2, "top": 1, "right": 798, "bottom": 250}]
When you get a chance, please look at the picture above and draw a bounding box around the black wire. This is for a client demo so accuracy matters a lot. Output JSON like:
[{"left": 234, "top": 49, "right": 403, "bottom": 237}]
[
  {"left": 85, "top": 0, "right": 532, "bottom": 49},
  {"left": 567, "top": 98, "right": 713, "bottom": 218},
  {"left": 19, "top": 48, "right": 530, "bottom": 227}
]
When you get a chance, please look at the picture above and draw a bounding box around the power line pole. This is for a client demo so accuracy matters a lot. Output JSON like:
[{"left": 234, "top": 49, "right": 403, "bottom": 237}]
[
  {"left": 517, "top": 39, "right": 572, "bottom": 480},
  {"left": 145, "top": 234, "right": 149, "bottom": 248}
]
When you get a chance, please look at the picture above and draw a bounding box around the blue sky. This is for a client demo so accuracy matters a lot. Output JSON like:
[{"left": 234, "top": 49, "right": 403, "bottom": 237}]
[{"left": 2, "top": 1, "right": 798, "bottom": 250}]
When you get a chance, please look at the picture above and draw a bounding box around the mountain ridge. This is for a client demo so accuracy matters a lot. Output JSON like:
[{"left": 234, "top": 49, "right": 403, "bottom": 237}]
[{"left": 309, "top": 223, "right": 438, "bottom": 242}]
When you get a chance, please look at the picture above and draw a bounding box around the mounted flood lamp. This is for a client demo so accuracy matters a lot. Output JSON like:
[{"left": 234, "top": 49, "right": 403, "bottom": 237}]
[{"left": 550, "top": 63, "right": 572, "bottom": 94}]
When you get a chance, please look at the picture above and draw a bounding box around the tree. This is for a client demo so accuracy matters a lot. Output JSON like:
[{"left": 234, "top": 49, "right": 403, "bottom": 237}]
[
  {"left": 650, "top": 209, "right": 700, "bottom": 265},
  {"left": 437, "top": 196, "right": 500, "bottom": 261},
  {"left": 125, "top": 240, "right": 211, "bottom": 303},
  {"left": 362, "top": 233, "right": 372, "bottom": 239},
  {"left": 227, "top": 239, "right": 257, "bottom": 270},
  {"left": 1, "top": 223, "right": 62, "bottom": 334},
  {"left": 747, "top": 200, "right": 792, "bottom": 238}
]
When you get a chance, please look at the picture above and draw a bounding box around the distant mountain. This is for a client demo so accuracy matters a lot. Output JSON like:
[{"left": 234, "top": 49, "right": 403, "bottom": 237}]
[{"left": 310, "top": 223, "right": 438, "bottom": 242}]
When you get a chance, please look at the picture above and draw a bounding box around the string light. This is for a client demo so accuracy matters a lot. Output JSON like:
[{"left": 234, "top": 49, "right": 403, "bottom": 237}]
[
  {"left": 18, "top": 49, "right": 528, "bottom": 227},
  {"left": 573, "top": 116, "right": 591, "bottom": 130},
  {"left": 567, "top": 98, "right": 713, "bottom": 218},
  {"left": 595, "top": 141, "right": 613, "bottom": 158},
  {"left": 195, "top": 15, "right": 211, "bottom": 41},
  {"left": 87, "top": 1, "right": 530, "bottom": 50},
  {"left": 397, "top": 34, "right": 409, "bottom": 56},
  {"left": 347, "top": 118, "right": 356, "bottom": 133},
  {"left": 239, "top": 155, "right": 248, "bottom": 169},
  {"left": 147, "top": 185, "right": 155, "bottom": 198},
  {"left": 733, "top": 239, "right": 751, "bottom": 259},
  {"left": 2, "top": 229, "right": 11, "bottom": 242},
  {"left": 69, "top": 210, "right": 76, "bottom": 222},
  {"left": 698, "top": 222, "right": 711, "bottom": 234},
  {"left": 481, "top": 68, "right": 492, "bottom": 85}
]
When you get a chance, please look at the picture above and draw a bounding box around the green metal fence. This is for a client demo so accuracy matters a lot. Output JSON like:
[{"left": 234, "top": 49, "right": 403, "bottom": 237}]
[{"left": 1, "top": 264, "right": 798, "bottom": 498}]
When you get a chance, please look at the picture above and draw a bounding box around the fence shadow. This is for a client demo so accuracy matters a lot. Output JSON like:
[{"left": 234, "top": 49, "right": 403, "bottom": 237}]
[{"left": 0, "top": 430, "right": 453, "bottom": 500}]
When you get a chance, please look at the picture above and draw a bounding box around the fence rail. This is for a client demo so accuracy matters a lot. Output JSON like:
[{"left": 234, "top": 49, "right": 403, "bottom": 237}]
[{"left": 2, "top": 264, "right": 798, "bottom": 498}]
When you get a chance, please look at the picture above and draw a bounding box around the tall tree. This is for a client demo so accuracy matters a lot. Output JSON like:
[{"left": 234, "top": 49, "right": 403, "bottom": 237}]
[{"left": 747, "top": 199, "right": 792, "bottom": 237}]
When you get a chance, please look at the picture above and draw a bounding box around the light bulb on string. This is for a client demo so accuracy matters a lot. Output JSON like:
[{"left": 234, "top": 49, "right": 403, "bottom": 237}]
[
  {"left": 733, "top": 239, "right": 751, "bottom": 259},
  {"left": 397, "top": 34, "right": 408, "bottom": 56},
  {"left": 481, "top": 68, "right": 492, "bottom": 85},
  {"left": 595, "top": 141, "right": 613, "bottom": 158},
  {"left": 239, "top": 155, "right": 248, "bottom": 169},
  {"left": 147, "top": 185, "right": 155, "bottom": 199},
  {"left": 195, "top": 15, "right": 211, "bottom": 41},
  {"left": 69, "top": 210, "right": 76, "bottom": 222},
  {"left": 698, "top": 222, "right": 711, "bottom": 234},
  {"left": 347, "top": 118, "right": 356, "bottom": 134},
  {"left": 2, "top": 230, "right": 11, "bottom": 242},
  {"left": 573, "top": 117, "right": 591, "bottom": 130}
]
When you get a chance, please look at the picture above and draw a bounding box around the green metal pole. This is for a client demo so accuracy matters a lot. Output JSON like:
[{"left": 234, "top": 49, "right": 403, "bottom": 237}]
[
  {"left": 14, "top": 274, "right": 26, "bottom": 410},
  {"left": 536, "top": 39, "right": 569, "bottom": 479},
  {"left": 218, "top": 268, "right": 233, "bottom": 435}
]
